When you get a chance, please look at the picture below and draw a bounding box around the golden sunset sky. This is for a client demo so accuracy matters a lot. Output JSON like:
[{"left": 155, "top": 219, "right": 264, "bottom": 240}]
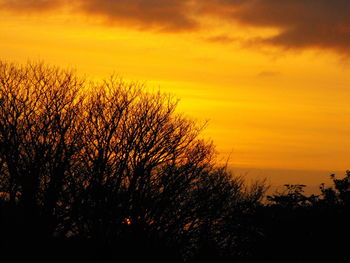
[{"left": 1, "top": 0, "right": 350, "bottom": 189}]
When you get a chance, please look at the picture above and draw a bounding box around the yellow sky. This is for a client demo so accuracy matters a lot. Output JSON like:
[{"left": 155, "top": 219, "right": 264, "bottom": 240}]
[{"left": 1, "top": 9, "right": 350, "bottom": 188}]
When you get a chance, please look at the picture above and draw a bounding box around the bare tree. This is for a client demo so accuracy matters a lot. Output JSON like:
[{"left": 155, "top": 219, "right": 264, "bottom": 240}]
[
  {"left": 0, "top": 61, "right": 266, "bottom": 262},
  {"left": 0, "top": 61, "right": 85, "bottom": 238}
]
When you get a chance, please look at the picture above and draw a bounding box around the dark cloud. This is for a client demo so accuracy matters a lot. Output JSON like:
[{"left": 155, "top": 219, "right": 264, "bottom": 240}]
[
  {"left": 0, "top": 0, "right": 197, "bottom": 31},
  {"left": 2, "top": 0, "right": 350, "bottom": 53},
  {"left": 205, "top": 0, "right": 350, "bottom": 54},
  {"left": 77, "top": 0, "right": 197, "bottom": 32}
]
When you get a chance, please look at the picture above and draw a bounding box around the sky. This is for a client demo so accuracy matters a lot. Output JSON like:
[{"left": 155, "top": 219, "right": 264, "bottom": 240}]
[{"left": 1, "top": 0, "right": 350, "bottom": 190}]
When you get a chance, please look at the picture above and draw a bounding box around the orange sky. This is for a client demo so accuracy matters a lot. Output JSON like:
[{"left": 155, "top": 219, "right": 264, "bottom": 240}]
[{"left": 1, "top": 1, "right": 350, "bottom": 190}]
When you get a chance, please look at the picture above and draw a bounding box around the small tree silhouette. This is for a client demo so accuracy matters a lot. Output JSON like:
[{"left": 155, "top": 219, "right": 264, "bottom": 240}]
[
  {"left": 267, "top": 184, "right": 318, "bottom": 208},
  {"left": 319, "top": 170, "right": 350, "bottom": 205}
]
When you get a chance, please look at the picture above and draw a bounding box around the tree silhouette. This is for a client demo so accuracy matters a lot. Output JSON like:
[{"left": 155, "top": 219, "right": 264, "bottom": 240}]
[
  {"left": 0, "top": 61, "right": 86, "bottom": 261},
  {"left": 267, "top": 184, "right": 318, "bottom": 208},
  {"left": 319, "top": 170, "right": 350, "bottom": 206},
  {"left": 0, "top": 61, "right": 265, "bottom": 262}
]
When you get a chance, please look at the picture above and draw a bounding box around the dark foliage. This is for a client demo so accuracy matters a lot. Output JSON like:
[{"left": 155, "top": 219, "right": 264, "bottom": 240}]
[
  {"left": 257, "top": 172, "right": 350, "bottom": 263},
  {"left": 1, "top": 61, "right": 349, "bottom": 263}
]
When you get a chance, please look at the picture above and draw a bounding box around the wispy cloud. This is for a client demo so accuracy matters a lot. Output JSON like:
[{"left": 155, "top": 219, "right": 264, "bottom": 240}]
[
  {"left": 205, "top": 35, "right": 238, "bottom": 44},
  {"left": 256, "top": 71, "right": 281, "bottom": 78},
  {"left": 0, "top": 0, "right": 65, "bottom": 12}
]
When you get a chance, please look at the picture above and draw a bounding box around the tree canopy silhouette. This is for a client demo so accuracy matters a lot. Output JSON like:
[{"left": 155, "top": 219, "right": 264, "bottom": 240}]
[
  {"left": 0, "top": 61, "right": 265, "bottom": 262},
  {"left": 3, "top": 60, "right": 350, "bottom": 263}
]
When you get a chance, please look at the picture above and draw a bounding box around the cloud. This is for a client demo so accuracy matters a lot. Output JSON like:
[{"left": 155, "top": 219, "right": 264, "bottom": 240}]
[
  {"left": 0, "top": 0, "right": 197, "bottom": 32},
  {"left": 77, "top": 0, "right": 198, "bottom": 32},
  {"left": 2, "top": 0, "right": 350, "bottom": 53},
  {"left": 256, "top": 71, "right": 280, "bottom": 78},
  {"left": 0, "top": 0, "right": 65, "bottom": 12},
  {"left": 204, "top": 0, "right": 350, "bottom": 54},
  {"left": 205, "top": 35, "right": 238, "bottom": 44}
]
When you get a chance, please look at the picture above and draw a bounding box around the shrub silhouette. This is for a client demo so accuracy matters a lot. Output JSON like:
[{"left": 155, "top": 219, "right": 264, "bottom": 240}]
[
  {"left": 267, "top": 184, "right": 318, "bottom": 208},
  {"left": 256, "top": 172, "right": 350, "bottom": 263},
  {"left": 319, "top": 170, "right": 350, "bottom": 206},
  {"left": 0, "top": 61, "right": 265, "bottom": 262}
]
